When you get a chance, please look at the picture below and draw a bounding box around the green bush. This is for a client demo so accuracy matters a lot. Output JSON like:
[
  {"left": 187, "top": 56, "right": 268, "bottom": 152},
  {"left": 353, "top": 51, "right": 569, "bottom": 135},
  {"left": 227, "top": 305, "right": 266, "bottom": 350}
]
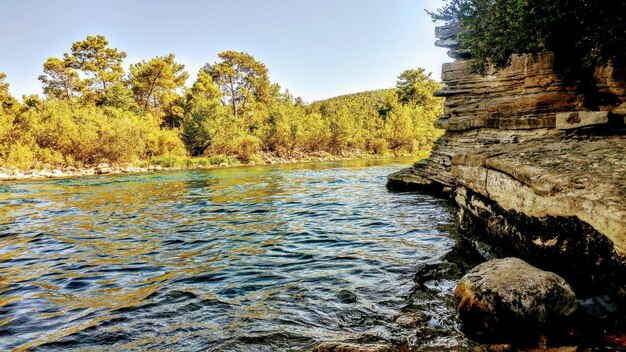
[
  {"left": 181, "top": 99, "right": 225, "bottom": 156},
  {"left": 232, "top": 135, "right": 261, "bottom": 162}
]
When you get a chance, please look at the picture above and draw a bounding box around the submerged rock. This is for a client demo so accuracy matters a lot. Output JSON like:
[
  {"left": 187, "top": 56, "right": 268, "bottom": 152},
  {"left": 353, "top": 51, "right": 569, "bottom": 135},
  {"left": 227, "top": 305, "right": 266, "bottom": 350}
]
[
  {"left": 454, "top": 258, "right": 577, "bottom": 339},
  {"left": 313, "top": 342, "right": 393, "bottom": 352},
  {"left": 335, "top": 289, "right": 357, "bottom": 304},
  {"left": 394, "top": 312, "right": 427, "bottom": 328}
]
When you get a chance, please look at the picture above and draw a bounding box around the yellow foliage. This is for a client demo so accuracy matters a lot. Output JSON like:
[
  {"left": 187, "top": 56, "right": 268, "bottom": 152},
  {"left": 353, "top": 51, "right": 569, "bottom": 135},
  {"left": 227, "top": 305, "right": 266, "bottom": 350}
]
[
  {"left": 5, "top": 143, "right": 35, "bottom": 169},
  {"left": 1, "top": 101, "right": 187, "bottom": 167}
]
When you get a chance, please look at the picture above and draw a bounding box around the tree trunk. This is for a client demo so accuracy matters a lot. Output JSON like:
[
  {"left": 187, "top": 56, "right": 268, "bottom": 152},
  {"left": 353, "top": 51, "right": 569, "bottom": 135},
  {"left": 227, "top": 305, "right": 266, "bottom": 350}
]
[
  {"left": 145, "top": 68, "right": 163, "bottom": 110},
  {"left": 229, "top": 76, "right": 237, "bottom": 117}
]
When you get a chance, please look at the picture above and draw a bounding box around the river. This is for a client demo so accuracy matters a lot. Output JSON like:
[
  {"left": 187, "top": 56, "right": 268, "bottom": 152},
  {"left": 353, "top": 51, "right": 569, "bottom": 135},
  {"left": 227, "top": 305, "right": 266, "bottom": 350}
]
[{"left": 0, "top": 158, "right": 481, "bottom": 351}]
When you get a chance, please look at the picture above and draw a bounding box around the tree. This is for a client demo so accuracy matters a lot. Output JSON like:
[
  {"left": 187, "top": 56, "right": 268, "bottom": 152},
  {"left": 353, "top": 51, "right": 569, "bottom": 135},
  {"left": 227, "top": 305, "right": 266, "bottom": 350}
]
[
  {"left": 0, "top": 73, "right": 17, "bottom": 113},
  {"left": 396, "top": 68, "right": 441, "bottom": 108},
  {"left": 203, "top": 51, "right": 270, "bottom": 118},
  {"left": 266, "top": 86, "right": 310, "bottom": 156},
  {"left": 98, "top": 82, "right": 140, "bottom": 112},
  {"left": 66, "top": 35, "right": 127, "bottom": 93},
  {"left": 181, "top": 99, "right": 227, "bottom": 156},
  {"left": 429, "top": 0, "right": 626, "bottom": 73},
  {"left": 129, "top": 54, "right": 188, "bottom": 121},
  {"left": 38, "top": 57, "right": 83, "bottom": 100},
  {"left": 186, "top": 70, "right": 222, "bottom": 108},
  {"left": 384, "top": 106, "right": 415, "bottom": 153},
  {"left": 180, "top": 70, "right": 225, "bottom": 155}
]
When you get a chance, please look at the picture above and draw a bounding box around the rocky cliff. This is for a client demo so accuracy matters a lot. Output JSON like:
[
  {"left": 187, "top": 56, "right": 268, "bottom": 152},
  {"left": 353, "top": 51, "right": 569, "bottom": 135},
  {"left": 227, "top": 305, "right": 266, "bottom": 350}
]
[{"left": 388, "top": 24, "right": 626, "bottom": 298}]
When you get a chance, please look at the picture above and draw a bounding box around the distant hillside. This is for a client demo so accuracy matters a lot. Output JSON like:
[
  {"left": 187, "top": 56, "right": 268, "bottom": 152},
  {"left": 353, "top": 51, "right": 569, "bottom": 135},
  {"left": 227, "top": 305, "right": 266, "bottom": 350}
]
[{"left": 309, "top": 89, "right": 395, "bottom": 111}]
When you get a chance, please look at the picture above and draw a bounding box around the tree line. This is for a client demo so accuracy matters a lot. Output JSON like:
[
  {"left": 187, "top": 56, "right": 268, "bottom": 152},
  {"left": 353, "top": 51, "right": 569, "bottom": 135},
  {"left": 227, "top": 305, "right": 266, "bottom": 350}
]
[{"left": 0, "top": 35, "right": 443, "bottom": 169}]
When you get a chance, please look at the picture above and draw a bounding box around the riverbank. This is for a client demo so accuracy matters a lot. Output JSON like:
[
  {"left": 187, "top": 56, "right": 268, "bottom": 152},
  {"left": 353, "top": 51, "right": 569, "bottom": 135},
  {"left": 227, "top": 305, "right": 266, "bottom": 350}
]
[{"left": 0, "top": 150, "right": 430, "bottom": 182}]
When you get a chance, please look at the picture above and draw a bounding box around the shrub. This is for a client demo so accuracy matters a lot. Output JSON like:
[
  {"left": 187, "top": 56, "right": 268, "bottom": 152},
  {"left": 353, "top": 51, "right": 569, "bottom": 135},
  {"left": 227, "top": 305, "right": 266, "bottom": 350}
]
[
  {"left": 150, "top": 155, "right": 183, "bottom": 168},
  {"left": 232, "top": 135, "right": 261, "bottom": 162},
  {"left": 36, "top": 148, "right": 65, "bottom": 167},
  {"left": 369, "top": 138, "right": 388, "bottom": 156},
  {"left": 6, "top": 101, "right": 186, "bottom": 167},
  {"left": 208, "top": 155, "right": 240, "bottom": 166}
]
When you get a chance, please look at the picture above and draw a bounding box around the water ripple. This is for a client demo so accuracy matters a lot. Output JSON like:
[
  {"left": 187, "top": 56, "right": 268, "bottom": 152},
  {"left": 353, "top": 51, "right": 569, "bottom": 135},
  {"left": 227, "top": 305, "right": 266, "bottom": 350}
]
[{"left": 0, "top": 158, "right": 477, "bottom": 351}]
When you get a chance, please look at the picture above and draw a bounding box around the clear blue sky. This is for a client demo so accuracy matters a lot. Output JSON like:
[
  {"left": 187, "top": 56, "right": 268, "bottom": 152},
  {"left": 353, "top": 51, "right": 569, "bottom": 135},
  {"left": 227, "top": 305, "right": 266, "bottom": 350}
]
[{"left": 0, "top": 0, "right": 449, "bottom": 102}]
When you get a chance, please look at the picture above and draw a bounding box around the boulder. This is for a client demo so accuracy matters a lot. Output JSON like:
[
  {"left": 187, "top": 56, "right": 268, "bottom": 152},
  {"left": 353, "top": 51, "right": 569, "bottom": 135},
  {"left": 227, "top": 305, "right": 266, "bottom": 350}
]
[
  {"left": 454, "top": 258, "right": 577, "bottom": 338},
  {"left": 96, "top": 167, "right": 112, "bottom": 174}
]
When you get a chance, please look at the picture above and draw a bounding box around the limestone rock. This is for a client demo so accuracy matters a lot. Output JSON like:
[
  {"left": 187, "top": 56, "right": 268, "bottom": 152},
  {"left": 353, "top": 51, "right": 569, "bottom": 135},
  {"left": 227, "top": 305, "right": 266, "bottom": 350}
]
[
  {"left": 435, "top": 38, "right": 459, "bottom": 49},
  {"left": 385, "top": 38, "right": 626, "bottom": 299},
  {"left": 556, "top": 111, "right": 609, "bottom": 130},
  {"left": 451, "top": 137, "right": 626, "bottom": 259},
  {"left": 96, "top": 167, "right": 112, "bottom": 174},
  {"left": 387, "top": 129, "right": 558, "bottom": 190},
  {"left": 435, "top": 23, "right": 467, "bottom": 60},
  {"left": 435, "top": 23, "right": 460, "bottom": 41},
  {"left": 448, "top": 49, "right": 471, "bottom": 60},
  {"left": 434, "top": 23, "right": 461, "bottom": 50},
  {"left": 454, "top": 258, "right": 577, "bottom": 337}
]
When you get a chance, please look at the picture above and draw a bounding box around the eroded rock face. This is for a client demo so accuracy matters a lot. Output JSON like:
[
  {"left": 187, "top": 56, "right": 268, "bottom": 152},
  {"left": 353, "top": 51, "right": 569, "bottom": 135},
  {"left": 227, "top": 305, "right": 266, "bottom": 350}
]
[
  {"left": 451, "top": 137, "right": 626, "bottom": 256},
  {"left": 454, "top": 258, "right": 577, "bottom": 339},
  {"left": 456, "top": 187, "right": 626, "bottom": 297}
]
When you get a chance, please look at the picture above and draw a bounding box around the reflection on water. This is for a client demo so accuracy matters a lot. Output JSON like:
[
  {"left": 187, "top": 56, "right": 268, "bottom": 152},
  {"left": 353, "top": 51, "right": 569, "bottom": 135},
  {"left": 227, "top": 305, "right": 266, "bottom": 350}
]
[{"left": 0, "top": 158, "right": 476, "bottom": 351}]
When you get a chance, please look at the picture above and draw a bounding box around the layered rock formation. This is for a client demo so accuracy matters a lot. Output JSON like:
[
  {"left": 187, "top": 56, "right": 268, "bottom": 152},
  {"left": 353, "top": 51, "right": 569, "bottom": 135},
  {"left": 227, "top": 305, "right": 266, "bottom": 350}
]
[{"left": 388, "top": 25, "right": 626, "bottom": 297}]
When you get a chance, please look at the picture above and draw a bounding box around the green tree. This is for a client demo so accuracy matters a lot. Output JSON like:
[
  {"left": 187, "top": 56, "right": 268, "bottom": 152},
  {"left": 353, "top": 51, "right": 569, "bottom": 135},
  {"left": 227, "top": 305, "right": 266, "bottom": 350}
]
[
  {"left": 181, "top": 71, "right": 225, "bottom": 156},
  {"left": 38, "top": 58, "right": 84, "bottom": 100},
  {"left": 98, "top": 82, "right": 140, "bottom": 112},
  {"left": 185, "top": 70, "right": 222, "bottom": 111},
  {"left": 384, "top": 106, "right": 415, "bottom": 153},
  {"left": 266, "top": 87, "right": 309, "bottom": 156},
  {"left": 429, "top": 0, "right": 626, "bottom": 73},
  {"left": 129, "top": 54, "right": 188, "bottom": 123},
  {"left": 203, "top": 51, "right": 270, "bottom": 118},
  {"left": 396, "top": 68, "right": 440, "bottom": 107},
  {"left": 0, "top": 73, "right": 17, "bottom": 154},
  {"left": 0, "top": 73, "right": 17, "bottom": 113},
  {"left": 181, "top": 99, "right": 227, "bottom": 156},
  {"left": 66, "top": 35, "right": 127, "bottom": 93}
]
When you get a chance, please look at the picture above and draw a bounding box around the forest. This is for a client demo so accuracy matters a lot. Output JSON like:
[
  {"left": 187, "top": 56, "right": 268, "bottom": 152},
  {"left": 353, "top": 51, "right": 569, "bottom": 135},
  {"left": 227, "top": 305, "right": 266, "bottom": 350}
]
[{"left": 0, "top": 35, "right": 443, "bottom": 169}]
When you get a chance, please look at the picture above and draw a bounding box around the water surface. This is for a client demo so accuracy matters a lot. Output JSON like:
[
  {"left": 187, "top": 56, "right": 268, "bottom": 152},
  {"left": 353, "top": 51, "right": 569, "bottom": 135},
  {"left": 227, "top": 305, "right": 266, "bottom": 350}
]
[{"left": 0, "top": 158, "right": 478, "bottom": 351}]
